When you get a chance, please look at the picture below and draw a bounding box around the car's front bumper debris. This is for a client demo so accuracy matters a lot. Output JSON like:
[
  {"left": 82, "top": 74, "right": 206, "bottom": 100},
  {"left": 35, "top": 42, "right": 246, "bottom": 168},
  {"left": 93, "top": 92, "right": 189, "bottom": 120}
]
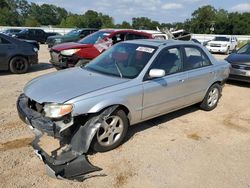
[{"left": 17, "top": 94, "right": 118, "bottom": 181}]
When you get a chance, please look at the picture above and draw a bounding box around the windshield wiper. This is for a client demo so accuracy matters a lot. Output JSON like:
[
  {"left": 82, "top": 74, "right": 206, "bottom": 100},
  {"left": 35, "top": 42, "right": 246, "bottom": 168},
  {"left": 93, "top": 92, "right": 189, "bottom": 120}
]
[{"left": 114, "top": 61, "right": 123, "bottom": 78}]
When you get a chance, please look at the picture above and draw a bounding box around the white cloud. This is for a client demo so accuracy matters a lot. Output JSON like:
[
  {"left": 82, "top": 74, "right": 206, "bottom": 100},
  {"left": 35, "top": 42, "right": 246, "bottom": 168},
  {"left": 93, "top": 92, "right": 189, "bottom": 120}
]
[
  {"left": 231, "top": 3, "right": 250, "bottom": 12},
  {"left": 162, "top": 3, "right": 183, "bottom": 10}
]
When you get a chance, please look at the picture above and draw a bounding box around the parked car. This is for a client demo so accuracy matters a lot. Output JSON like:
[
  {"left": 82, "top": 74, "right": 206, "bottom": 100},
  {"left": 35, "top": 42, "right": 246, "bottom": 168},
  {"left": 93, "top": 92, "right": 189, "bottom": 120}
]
[
  {"left": 205, "top": 36, "right": 238, "bottom": 54},
  {"left": 225, "top": 43, "right": 250, "bottom": 82},
  {"left": 49, "top": 29, "right": 162, "bottom": 69},
  {"left": 46, "top": 28, "right": 98, "bottom": 48},
  {"left": 0, "top": 33, "right": 38, "bottom": 73},
  {"left": 14, "top": 29, "right": 58, "bottom": 43},
  {"left": 1, "top": 28, "right": 22, "bottom": 36},
  {"left": 17, "top": 40, "right": 229, "bottom": 179}
]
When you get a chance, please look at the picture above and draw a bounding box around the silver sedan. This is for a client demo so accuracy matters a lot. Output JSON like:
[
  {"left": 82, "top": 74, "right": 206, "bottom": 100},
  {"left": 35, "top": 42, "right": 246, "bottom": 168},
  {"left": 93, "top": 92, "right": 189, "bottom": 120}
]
[{"left": 18, "top": 39, "right": 230, "bottom": 153}]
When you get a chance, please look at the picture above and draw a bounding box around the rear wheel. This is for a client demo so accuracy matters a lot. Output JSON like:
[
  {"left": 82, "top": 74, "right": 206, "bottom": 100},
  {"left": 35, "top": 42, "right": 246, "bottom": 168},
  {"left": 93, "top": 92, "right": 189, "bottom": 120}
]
[
  {"left": 200, "top": 83, "right": 221, "bottom": 111},
  {"left": 9, "top": 56, "right": 29, "bottom": 74},
  {"left": 91, "top": 109, "right": 128, "bottom": 152}
]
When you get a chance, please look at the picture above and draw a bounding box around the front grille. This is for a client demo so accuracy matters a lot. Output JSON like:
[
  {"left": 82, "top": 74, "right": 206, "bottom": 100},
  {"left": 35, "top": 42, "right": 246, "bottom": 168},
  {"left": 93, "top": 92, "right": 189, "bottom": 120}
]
[
  {"left": 210, "top": 43, "right": 221, "bottom": 47},
  {"left": 231, "top": 64, "right": 250, "bottom": 70},
  {"left": 28, "top": 98, "right": 44, "bottom": 113}
]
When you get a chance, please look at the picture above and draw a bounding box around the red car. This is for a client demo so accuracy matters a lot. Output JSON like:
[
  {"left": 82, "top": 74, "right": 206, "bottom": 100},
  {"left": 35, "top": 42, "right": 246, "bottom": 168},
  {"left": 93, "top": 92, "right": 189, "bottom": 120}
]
[{"left": 50, "top": 29, "right": 163, "bottom": 69}]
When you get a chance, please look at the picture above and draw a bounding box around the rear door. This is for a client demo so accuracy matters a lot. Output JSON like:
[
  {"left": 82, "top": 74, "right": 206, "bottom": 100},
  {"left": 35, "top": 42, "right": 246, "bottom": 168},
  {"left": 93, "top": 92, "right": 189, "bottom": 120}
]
[
  {"left": 181, "top": 45, "right": 214, "bottom": 105},
  {"left": 0, "top": 36, "right": 14, "bottom": 70},
  {"left": 142, "top": 46, "right": 188, "bottom": 119}
]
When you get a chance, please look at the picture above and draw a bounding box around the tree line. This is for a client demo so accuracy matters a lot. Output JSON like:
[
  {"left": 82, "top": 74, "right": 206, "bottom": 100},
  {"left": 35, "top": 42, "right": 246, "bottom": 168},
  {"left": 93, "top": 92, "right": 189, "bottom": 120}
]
[{"left": 0, "top": 0, "right": 249, "bottom": 35}]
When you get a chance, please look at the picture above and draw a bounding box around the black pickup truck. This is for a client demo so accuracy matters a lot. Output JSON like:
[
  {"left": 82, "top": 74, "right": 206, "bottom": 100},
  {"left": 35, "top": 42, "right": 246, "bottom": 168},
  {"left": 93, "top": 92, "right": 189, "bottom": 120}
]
[{"left": 14, "top": 29, "right": 58, "bottom": 44}]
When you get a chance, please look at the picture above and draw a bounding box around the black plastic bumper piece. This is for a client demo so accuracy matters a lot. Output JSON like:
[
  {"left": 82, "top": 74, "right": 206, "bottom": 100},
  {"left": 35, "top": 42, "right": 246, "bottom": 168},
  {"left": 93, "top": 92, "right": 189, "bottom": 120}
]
[
  {"left": 17, "top": 94, "right": 59, "bottom": 136},
  {"left": 32, "top": 129, "right": 102, "bottom": 181}
]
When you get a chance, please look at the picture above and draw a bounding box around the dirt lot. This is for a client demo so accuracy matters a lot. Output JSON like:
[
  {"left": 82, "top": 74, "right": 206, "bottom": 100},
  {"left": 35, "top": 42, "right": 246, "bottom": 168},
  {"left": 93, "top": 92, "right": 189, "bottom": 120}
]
[{"left": 0, "top": 45, "right": 250, "bottom": 188}]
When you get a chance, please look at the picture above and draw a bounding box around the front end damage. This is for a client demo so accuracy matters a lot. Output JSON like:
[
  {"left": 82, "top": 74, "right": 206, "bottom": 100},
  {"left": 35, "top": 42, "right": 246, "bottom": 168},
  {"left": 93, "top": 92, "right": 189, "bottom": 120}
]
[{"left": 17, "top": 94, "right": 117, "bottom": 181}]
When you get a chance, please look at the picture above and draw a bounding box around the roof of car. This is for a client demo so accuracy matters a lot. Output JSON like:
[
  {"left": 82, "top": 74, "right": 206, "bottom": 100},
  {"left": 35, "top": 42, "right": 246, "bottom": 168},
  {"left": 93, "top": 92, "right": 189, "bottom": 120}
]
[{"left": 123, "top": 39, "right": 197, "bottom": 47}]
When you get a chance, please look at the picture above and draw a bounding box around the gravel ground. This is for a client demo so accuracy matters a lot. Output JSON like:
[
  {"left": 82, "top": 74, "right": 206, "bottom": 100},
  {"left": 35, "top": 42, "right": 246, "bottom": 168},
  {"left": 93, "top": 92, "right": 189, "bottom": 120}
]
[{"left": 0, "top": 45, "right": 250, "bottom": 188}]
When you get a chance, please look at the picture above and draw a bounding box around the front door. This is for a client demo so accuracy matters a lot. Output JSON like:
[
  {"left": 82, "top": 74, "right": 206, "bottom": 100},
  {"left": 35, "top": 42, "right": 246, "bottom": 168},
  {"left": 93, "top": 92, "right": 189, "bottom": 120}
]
[{"left": 142, "top": 46, "right": 187, "bottom": 120}]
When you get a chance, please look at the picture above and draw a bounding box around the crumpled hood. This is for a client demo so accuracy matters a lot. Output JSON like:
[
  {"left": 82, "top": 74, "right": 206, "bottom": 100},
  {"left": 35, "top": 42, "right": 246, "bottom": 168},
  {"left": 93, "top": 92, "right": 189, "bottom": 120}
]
[
  {"left": 24, "top": 67, "right": 127, "bottom": 104},
  {"left": 225, "top": 53, "right": 250, "bottom": 64},
  {"left": 52, "top": 42, "right": 93, "bottom": 51}
]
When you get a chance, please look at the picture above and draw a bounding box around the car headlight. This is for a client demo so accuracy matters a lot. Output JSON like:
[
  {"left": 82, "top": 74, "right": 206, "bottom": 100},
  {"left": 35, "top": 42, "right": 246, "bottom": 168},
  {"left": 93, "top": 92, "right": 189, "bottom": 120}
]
[
  {"left": 61, "top": 49, "right": 81, "bottom": 56},
  {"left": 44, "top": 103, "right": 73, "bottom": 118},
  {"left": 222, "top": 44, "right": 228, "bottom": 47}
]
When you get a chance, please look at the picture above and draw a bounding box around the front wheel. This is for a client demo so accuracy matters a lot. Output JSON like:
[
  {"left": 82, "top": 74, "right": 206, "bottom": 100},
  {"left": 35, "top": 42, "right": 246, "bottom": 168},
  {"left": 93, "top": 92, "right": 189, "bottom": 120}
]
[
  {"left": 200, "top": 83, "right": 221, "bottom": 111},
  {"left": 91, "top": 109, "right": 128, "bottom": 152}
]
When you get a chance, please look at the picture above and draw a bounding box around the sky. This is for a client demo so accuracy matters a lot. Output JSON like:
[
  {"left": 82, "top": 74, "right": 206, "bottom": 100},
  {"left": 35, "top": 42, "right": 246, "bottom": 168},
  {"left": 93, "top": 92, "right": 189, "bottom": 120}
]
[{"left": 28, "top": 0, "right": 250, "bottom": 23}]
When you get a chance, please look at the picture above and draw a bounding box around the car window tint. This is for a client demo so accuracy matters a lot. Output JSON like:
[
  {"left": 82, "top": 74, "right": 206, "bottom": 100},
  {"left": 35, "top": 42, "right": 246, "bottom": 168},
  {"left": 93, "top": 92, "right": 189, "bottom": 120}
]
[
  {"left": 150, "top": 47, "right": 182, "bottom": 75},
  {"left": 0, "top": 37, "right": 10, "bottom": 44},
  {"left": 125, "top": 33, "right": 148, "bottom": 40},
  {"left": 184, "top": 47, "right": 211, "bottom": 70}
]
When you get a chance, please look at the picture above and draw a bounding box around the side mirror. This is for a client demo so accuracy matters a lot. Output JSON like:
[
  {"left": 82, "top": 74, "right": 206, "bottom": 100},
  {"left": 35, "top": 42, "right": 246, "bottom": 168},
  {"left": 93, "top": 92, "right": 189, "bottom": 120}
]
[{"left": 149, "top": 69, "right": 165, "bottom": 78}]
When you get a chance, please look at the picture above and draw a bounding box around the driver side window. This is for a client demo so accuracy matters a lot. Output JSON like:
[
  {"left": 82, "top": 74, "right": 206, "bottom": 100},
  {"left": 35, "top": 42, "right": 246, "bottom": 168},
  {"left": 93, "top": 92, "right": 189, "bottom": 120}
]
[{"left": 150, "top": 47, "right": 182, "bottom": 75}]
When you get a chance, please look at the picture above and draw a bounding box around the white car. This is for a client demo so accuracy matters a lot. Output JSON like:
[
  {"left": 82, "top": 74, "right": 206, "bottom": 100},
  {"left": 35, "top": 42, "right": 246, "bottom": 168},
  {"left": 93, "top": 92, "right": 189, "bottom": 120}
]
[{"left": 206, "top": 36, "right": 238, "bottom": 54}]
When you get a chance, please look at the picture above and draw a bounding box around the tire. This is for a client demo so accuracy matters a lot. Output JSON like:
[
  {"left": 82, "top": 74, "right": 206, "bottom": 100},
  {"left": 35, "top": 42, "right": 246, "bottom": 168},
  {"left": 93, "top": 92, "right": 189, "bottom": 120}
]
[
  {"left": 9, "top": 56, "right": 29, "bottom": 74},
  {"left": 200, "top": 83, "right": 221, "bottom": 111},
  {"left": 91, "top": 109, "right": 129, "bottom": 152}
]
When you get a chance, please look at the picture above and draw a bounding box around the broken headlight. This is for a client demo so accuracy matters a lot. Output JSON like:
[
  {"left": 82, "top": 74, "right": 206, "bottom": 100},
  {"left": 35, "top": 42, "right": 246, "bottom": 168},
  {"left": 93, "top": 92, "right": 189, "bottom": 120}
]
[
  {"left": 60, "top": 49, "right": 80, "bottom": 56},
  {"left": 44, "top": 103, "right": 73, "bottom": 118}
]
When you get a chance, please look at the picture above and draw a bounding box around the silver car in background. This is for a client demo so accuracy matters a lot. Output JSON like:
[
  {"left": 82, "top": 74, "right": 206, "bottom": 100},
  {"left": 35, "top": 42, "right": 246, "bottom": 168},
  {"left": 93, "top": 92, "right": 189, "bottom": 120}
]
[{"left": 17, "top": 39, "right": 230, "bottom": 179}]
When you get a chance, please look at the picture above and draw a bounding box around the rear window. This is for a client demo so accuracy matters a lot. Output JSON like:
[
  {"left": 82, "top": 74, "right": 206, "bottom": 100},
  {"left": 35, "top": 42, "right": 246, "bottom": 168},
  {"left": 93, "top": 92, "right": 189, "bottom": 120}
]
[{"left": 213, "top": 37, "right": 229, "bottom": 42}]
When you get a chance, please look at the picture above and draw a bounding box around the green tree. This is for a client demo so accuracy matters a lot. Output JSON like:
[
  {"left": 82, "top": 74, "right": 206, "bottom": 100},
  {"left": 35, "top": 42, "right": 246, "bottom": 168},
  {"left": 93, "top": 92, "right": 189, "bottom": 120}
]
[
  {"left": 190, "top": 5, "right": 217, "bottom": 33},
  {"left": 59, "top": 14, "right": 83, "bottom": 28},
  {"left": 99, "top": 13, "right": 114, "bottom": 28},
  {"left": 24, "top": 16, "right": 39, "bottom": 27},
  {"left": 83, "top": 10, "right": 102, "bottom": 28}
]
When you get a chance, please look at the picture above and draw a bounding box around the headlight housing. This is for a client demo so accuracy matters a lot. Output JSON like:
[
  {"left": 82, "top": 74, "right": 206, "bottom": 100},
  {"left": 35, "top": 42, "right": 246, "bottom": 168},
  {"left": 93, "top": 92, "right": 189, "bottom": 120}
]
[
  {"left": 60, "top": 49, "right": 81, "bottom": 56},
  {"left": 44, "top": 103, "right": 73, "bottom": 118},
  {"left": 222, "top": 44, "right": 228, "bottom": 47}
]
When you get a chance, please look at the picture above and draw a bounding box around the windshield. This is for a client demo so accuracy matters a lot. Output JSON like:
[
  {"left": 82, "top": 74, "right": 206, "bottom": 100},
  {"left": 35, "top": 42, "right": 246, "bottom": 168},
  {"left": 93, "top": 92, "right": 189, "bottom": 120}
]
[
  {"left": 84, "top": 43, "right": 157, "bottom": 79},
  {"left": 66, "top": 29, "right": 80, "bottom": 36},
  {"left": 78, "top": 31, "right": 111, "bottom": 44},
  {"left": 237, "top": 43, "right": 250, "bottom": 54},
  {"left": 213, "top": 37, "right": 230, "bottom": 42}
]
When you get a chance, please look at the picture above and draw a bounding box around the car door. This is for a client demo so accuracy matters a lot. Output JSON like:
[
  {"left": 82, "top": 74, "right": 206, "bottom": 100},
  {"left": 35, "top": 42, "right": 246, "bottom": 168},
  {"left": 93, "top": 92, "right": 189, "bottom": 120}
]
[
  {"left": 181, "top": 45, "right": 214, "bottom": 105},
  {"left": 142, "top": 46, "right": 188, "bottom": 120},
  {"left": 0, "top": 36, "right": 14, "bottom": 70}
]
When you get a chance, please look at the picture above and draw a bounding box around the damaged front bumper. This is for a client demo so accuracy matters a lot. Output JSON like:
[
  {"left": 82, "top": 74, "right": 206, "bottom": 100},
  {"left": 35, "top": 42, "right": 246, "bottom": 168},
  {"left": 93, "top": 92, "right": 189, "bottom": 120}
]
[{"left": 16, "top": 94, "right": 104, "bottom": 180}]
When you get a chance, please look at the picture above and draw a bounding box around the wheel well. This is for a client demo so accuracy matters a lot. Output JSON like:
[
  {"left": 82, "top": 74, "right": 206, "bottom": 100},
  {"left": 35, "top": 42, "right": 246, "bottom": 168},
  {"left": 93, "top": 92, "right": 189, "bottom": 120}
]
[{"left": 99, "top": 104, "right": 130, "bottom": 124}]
